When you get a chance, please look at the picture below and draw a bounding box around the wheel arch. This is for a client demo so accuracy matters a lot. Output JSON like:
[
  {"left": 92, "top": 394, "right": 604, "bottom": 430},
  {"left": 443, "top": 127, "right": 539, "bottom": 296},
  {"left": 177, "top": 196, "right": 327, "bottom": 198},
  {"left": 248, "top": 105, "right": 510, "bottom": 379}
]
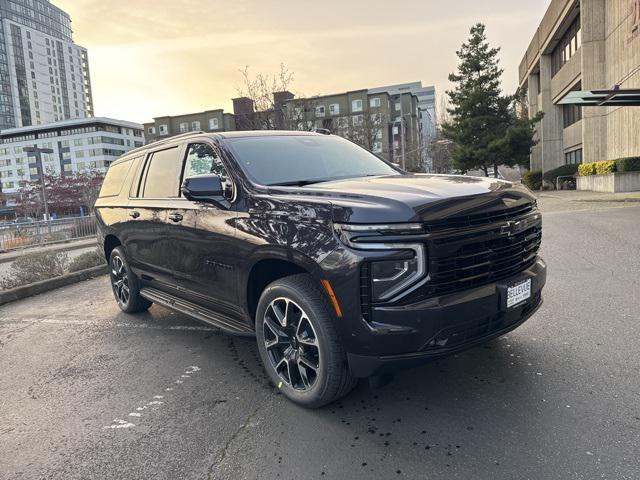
[{"left": 103, "top": 234, "right": 122, "bottom": 261}]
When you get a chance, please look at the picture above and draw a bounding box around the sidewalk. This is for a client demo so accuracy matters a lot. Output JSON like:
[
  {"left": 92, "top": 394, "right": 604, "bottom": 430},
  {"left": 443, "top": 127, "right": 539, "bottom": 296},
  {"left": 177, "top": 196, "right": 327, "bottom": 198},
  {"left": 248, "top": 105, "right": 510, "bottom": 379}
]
[
  {"left": 537, "top": 190, "right": 640, "bottom": 203},
  {"left": 0, "top": 237, "right": 97, "bottom": 264}
]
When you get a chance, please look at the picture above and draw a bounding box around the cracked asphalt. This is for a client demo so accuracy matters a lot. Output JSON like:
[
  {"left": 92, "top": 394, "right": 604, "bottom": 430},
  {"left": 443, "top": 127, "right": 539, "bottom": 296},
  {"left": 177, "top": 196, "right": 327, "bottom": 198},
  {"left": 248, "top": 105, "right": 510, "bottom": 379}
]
[{"left": 1, "top": 205, "right": 639, "bottom": 480}]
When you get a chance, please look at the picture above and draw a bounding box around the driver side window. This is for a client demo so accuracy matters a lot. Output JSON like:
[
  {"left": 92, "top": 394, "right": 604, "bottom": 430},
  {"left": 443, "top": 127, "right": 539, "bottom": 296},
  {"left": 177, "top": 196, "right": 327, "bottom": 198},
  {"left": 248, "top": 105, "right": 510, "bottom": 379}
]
[{"left": 183, "top": 143, "right": 232, "bottom": 198}]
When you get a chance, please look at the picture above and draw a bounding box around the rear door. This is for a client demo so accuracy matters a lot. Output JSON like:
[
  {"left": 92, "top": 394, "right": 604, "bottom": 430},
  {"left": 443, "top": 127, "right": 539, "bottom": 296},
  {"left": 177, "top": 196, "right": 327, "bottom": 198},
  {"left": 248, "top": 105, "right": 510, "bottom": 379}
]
[
  {"left": 165, "top": 141, "right": 240, "bottom": 316},
  {"left": 124, "top": 145, "right": 184, "bottom": 289}
]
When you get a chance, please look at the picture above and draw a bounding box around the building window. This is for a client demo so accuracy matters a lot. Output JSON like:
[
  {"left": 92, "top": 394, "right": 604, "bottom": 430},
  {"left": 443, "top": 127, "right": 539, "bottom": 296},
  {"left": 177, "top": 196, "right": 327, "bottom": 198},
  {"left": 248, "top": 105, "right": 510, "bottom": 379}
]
[
  {"left": 180, "top": 122, "right": 189, "bottom": 133},
  {"left": 209, "top": 118, "right": 219, "bottom": 130},
  {"left": 565, "top": 148, "right": 582, "bottom": 165},
  {"left": 395, "top": 102, "right": 401, "bottom": 111},
  {"left": 148, "top": 126, "right": 156, "bottom": 134},
  {"left": 563, "top": 104, "right": 582, "bottom": 128},
  {"left": 351, "top": 99, "right": 363, "bottom": 112},
  {"left": 353, "top": 114, "right": 364, "bottom": 126},
  {"left": 316, "top": 105, "right": 326, "bottom": 117},
  {"left": 329, "top": 104, "right": 340, "bottom": 115},
  {"left": 372, "top": 142, "right": 382, "bottom": 153},
  {"left": 159, "top": 124, "right": 168, "bottom": 136},
  {"left": 191, "top": 121, "right": 201, "bottom": 130},
  {"left": 552, "top": 17, "right": 581, "bottom": 76},
  {"left": 370, "top": 97, "right": 381, "bottom": 108}
]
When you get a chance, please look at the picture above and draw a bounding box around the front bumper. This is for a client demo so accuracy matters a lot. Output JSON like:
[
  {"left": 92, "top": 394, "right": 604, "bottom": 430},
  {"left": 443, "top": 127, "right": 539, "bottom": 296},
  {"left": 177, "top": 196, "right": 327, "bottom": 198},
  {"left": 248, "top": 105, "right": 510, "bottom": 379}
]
[{"left": 346, "top": 258, "right": 547, "bottom": 378}]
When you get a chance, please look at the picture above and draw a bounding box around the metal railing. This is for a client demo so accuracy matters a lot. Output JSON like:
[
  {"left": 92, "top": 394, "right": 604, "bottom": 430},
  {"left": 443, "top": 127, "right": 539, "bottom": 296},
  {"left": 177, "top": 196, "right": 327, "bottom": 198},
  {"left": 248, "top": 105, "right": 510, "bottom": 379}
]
[{"left": 0, "top": 216, "right": 97, "bottom": 253}]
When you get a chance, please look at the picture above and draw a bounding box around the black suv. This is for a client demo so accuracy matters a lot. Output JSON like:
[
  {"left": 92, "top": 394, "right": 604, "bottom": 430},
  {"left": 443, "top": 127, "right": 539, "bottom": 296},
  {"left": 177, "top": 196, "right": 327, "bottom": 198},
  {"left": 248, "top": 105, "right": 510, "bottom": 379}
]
[{"left": 96, "top": 131, "right": 546, "bottom": 408}]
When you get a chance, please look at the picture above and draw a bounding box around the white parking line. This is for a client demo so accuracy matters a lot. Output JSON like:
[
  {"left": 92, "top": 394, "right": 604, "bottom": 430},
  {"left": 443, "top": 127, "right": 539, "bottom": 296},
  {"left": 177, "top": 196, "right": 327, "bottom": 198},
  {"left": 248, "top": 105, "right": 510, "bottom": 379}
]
[{"left": 0, "top": 318, "right": 217, "bottom": 332}]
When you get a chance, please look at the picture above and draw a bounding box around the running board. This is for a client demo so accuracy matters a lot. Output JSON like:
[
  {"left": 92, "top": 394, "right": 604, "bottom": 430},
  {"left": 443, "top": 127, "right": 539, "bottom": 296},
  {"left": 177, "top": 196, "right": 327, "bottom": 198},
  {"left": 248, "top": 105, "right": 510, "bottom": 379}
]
[{"left": 140, "top": 287, "right": 254, "bottom": 335}]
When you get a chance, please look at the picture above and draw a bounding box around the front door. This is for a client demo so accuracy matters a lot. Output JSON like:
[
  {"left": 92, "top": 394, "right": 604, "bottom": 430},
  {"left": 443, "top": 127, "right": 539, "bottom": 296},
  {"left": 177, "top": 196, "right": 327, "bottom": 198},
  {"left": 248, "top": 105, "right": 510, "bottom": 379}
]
[{"left": 165, "top": 141, "right": 240, "bottom": 316}]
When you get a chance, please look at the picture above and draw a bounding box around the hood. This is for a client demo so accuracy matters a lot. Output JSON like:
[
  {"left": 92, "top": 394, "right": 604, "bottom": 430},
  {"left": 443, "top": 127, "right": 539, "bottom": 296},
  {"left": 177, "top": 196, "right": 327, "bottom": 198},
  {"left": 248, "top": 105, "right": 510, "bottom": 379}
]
[{"left": 269, "top": 174, "right": 535, "bottom": 224}]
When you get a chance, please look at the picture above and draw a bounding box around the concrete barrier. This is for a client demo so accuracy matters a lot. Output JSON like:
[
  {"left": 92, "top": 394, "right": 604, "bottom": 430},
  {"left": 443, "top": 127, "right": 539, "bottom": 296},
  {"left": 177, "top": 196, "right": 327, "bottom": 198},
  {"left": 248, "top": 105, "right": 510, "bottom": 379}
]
[
  {"left": 577, "top": 172, "right": 640, "bottom": 193},
  {"left": 0, "top": 264, "right": 108, "bottom": 306}
]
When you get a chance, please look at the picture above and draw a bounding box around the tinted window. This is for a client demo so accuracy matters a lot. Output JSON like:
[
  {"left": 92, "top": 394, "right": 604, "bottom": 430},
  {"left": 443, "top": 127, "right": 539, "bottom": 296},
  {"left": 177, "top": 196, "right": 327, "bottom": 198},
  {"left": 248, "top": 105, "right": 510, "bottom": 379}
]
[
  {"left": 183, "top": 143, "right": 232, "bottom": 196},
  {"left": 226, "top": 135, "right": 397, "bottom": 186},
  {"left": 99, "top": 160, "right": 133, "bottom": 197},
  {"left": 142, "top": 147, "right": 181, "bottom": 198}
]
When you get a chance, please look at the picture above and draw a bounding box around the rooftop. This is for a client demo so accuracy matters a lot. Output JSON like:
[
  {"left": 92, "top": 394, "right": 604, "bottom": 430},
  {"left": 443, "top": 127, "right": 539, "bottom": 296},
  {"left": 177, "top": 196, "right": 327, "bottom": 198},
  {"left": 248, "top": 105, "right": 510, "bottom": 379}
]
[{"left": 0, "top": 117, "right": 144, "bottom": 137}]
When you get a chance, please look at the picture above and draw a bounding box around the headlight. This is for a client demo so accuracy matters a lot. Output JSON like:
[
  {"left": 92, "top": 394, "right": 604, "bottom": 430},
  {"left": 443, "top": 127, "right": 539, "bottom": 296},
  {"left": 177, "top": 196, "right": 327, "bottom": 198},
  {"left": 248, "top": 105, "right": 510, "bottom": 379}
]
[
  {"left": 334, "top": 222, "right": 427, "bottom": 303},
  {"left": 371, "top": 254, "right": 423, "bottom": 302}
]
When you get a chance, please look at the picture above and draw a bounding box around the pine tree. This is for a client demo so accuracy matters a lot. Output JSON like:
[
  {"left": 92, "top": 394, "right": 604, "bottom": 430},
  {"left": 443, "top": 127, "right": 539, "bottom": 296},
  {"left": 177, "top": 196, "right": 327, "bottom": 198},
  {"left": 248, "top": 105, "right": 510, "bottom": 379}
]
[{"left": 443, "top": 24, "right": 540, "bottom": 177}]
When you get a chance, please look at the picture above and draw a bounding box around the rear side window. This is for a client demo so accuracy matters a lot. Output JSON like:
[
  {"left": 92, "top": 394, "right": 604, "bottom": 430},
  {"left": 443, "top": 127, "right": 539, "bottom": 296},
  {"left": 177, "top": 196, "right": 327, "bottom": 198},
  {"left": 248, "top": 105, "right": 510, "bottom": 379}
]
[
  {"left": 142, "top": 147, "right": 181, "bottom": 198},
  {"left": 99, "top": 160, "right": 133, "bottom": 197}
]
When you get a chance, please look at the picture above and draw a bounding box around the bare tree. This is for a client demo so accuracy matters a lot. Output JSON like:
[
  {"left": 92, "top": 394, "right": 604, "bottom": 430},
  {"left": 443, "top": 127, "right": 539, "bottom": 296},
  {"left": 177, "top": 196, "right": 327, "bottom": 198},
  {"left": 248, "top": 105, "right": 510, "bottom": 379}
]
[{"left": 236, "top": 63, "right": 295, "bottom": 130}]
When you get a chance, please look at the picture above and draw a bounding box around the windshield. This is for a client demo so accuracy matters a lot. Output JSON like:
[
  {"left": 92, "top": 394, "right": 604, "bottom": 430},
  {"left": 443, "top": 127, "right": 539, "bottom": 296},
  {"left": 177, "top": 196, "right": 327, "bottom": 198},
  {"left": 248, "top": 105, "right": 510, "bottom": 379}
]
[{"left": 225, "top": 135, "right": 398, "bottom": 186}]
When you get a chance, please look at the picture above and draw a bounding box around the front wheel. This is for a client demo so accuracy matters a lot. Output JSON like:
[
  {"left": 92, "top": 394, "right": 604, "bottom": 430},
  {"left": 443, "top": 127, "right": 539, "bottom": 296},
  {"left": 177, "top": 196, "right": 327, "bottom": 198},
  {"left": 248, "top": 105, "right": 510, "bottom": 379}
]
[
  {"left": 109, "top": 246, "right": 152, "bottom": 314},
  {"left": 256, "top": 274, "right": 357, "bottom": 408}
]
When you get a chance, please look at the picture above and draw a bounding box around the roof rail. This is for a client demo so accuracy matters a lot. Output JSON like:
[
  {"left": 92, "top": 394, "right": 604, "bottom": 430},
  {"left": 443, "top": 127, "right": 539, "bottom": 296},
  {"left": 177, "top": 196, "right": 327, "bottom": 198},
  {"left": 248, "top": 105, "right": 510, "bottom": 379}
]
[{"left": 314, "top": 128, "right": 331, "bottom": 135}]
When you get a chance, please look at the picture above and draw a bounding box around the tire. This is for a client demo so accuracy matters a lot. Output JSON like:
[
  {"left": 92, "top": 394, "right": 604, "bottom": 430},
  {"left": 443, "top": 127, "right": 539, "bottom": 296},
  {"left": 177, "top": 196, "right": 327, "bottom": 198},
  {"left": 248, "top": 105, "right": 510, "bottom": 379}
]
[
  {"left": 109, "top": 246, "right": 152, "bottom": 314},
  {"left": 256, "top": 274, "right": 357, "bottom": 408}
]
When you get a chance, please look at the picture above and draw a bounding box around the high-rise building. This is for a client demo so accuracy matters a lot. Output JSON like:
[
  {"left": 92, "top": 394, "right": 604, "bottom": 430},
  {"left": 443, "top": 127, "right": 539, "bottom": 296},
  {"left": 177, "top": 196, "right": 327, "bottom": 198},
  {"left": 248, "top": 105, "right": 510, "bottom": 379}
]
[{"left": 0, "top": 0, "right": 94, "bottom": 131}]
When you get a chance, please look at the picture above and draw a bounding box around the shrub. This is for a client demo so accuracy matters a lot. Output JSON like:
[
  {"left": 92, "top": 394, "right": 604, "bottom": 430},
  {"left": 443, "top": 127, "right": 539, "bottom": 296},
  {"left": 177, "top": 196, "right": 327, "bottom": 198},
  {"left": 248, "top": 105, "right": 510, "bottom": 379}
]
[
  {"left": 542, "top": 164, "right": 579, "bottom": 184},
  {"left": 595, "top": 160, "right": 617, "bottom": 175},
  {"left": 616, "top": 157, "right": 640, "bottom": 172},
  {"left": 0, "top": 251, "right": 68, "bottom": 290},
  {"left": 522, "top": 170, "right": 542, "bottom": 190},
  {"left": 68, "top": 249, "right": 105, "bottom": 273},
  {"left": 578, "top": 162, "right": 597, "bottom": 176}
]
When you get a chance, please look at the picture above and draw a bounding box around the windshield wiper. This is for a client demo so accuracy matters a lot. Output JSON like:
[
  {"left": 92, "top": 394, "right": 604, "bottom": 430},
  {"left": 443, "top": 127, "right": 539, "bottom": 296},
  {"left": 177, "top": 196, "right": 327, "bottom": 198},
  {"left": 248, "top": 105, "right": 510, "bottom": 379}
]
[{"left": 267, "top": 178, "right": 339, "bottom": 187}]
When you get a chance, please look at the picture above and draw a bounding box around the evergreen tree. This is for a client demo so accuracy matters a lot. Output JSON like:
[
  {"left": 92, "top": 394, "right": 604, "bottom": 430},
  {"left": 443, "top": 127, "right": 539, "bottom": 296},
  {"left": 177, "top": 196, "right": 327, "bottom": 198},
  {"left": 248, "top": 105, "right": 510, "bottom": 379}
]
[{"left": 443, "top": 24, "right": 541, "bottom": 177}]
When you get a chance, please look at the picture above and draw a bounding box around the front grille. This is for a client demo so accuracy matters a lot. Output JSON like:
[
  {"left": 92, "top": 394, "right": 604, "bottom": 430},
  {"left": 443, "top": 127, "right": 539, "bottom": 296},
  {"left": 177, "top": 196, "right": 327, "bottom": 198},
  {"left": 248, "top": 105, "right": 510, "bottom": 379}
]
[
  {"left": 425, "top": 202, "right": 535, "bottom": 233},
  {"left": 425, "top": 213, "right": 541, "bottom": 297}
]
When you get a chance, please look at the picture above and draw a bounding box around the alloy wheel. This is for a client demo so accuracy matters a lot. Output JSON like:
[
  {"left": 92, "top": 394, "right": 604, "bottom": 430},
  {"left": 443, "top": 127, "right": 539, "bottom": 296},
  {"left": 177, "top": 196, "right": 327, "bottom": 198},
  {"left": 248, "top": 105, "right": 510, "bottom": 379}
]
[
  {"left": 111, "top": 255, "right": 130, "bottom": 306},
  {"left": 263, "top": 297, "right": 321, "bottom": 391}
]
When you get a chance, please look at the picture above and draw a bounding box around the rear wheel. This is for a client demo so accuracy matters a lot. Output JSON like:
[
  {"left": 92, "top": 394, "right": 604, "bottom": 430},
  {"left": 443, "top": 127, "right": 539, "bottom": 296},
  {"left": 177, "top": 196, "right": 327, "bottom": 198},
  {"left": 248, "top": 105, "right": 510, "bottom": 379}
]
[
  {"left": 109, "top": 246, "right": 151, "bottom": 314},
  {"left": 256, "top": 274, "right": 357, "bottom": 408}
]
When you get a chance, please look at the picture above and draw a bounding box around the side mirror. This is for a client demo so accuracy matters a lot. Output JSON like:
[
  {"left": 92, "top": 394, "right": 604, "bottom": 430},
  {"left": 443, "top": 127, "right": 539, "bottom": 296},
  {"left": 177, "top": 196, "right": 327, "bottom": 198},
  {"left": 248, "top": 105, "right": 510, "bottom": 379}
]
[{"left": 181, "top": 174, "right": 229, "bottom": 208}]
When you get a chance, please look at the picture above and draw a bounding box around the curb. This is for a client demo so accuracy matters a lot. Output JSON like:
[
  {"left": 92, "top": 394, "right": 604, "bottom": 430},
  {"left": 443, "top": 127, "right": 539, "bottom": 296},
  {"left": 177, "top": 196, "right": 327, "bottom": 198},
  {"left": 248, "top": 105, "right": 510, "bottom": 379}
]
[{"left": 0, "top": 264, "right": 108, "bottom": 306}]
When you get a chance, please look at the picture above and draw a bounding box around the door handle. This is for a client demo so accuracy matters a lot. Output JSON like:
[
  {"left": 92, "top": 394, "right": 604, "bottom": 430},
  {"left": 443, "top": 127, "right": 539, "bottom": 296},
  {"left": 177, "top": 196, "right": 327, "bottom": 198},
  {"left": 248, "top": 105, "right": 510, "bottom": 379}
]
[
  {"left": 129, "top": 210, "right": 140, "bottom": 219},
  {"left": 168, "top": 213, "right": 183, "bottom": 222}
]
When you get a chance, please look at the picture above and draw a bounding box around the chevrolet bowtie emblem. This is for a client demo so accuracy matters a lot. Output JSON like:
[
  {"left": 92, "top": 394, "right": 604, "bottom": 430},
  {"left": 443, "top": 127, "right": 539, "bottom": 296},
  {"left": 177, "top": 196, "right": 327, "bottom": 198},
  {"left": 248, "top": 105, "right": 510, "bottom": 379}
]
[{"left": 500, "top": 220, "right": 525, "bottom": 237}]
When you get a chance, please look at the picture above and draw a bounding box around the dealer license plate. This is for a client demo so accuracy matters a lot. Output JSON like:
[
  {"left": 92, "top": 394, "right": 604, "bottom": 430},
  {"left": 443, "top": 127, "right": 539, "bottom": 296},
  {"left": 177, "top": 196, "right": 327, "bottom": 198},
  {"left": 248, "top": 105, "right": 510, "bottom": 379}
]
[{"left": 507, "top": 279, "right": 531, "bottom": 309}]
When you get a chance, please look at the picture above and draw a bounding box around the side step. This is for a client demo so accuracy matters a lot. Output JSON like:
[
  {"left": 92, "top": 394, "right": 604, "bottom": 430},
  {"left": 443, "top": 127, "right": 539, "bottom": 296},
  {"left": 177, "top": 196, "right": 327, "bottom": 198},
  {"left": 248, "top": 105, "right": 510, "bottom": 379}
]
[{"left": 140, "top": 287, "right": 254, "bottom": 336}]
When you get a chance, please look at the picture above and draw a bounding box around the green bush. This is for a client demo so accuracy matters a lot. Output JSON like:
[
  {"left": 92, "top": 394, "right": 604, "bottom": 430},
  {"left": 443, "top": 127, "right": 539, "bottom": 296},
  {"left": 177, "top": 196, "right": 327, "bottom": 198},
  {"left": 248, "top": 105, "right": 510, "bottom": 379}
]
[
  {"left": 522, "top": 170, "right": 542, "bottom": 190},
  {"left": 542, "top": 164, "right": 579, "bottom": 184},
  {"left": 578, "top": 162, "right": 597, "bottom": 176},
  {"left": 595, "top": 160, "right": 617, "bottom": 175},
  {"left": 68, "top": 249, "right": 105, "bottom": 273},
  {"left": 616, "top": 157, "right": 640, "bottom": 172},
  {"left": 0, "top": 251, "right": 68, "bottom": 290}
]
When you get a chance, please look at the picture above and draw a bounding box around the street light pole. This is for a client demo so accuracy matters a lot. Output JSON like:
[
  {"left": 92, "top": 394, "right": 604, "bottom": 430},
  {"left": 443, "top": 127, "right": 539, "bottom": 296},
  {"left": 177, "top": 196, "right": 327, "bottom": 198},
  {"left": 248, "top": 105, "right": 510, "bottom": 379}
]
[{"left": 24, "top": 146, "right": 54, "bottom": 232}]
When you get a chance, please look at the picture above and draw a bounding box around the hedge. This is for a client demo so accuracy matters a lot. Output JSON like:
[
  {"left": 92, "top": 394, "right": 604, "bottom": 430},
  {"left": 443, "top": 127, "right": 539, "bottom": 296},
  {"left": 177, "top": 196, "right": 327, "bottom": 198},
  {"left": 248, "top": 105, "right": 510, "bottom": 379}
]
[
  {"left": 578, "top": 157, "right": 640, "bottom": 176},
  {"left": 542, "top": 164, "right": 578, "bottom": 183},
  {"left": 616, "top": 157, "right": 640, "bottom": 172},
  {"left": 522, "top": 170, "right": 542, "bottom": 190}
]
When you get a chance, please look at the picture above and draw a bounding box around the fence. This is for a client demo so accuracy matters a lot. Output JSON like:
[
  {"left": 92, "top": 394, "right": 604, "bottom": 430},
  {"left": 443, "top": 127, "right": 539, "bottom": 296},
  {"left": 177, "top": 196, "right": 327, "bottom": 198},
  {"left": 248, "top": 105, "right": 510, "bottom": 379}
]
[{"left": 0, "top": 216, "right": 97, "bottom": 252}]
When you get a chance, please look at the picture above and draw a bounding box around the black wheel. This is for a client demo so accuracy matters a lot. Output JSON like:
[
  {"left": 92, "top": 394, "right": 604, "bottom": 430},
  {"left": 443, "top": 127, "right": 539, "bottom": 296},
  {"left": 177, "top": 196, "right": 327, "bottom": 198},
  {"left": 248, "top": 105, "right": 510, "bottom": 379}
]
[
  {"left": 109, "top": 246, "right": 152, "bottom": 314},
  {"left": 256, "top": 274, "right": 357, "bottom": 408}
]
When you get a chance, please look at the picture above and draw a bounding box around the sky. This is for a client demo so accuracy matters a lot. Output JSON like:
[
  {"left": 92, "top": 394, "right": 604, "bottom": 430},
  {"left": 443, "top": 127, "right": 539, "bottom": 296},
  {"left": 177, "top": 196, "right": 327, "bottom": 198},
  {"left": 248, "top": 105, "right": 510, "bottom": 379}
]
[{"left": 54, "top": 0, "right": 552, "bottom": 124}]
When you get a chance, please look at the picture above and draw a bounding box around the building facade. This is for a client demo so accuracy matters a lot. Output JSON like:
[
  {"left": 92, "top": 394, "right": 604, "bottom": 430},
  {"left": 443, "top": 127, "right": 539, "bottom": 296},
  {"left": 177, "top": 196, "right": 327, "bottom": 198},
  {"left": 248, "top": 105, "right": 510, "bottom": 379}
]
[
  {"left": 282, "top": 89, "right": 423, "bottom": 170},
  {"left": 519, "top": 0, "right": 640, "bottom": 174},
  {"left": 143, "top": 109, "right": 236, "bottom": 144},
  {"left": 369, "top": 82, "right": 437, "bottom": 169},
  {"left": 0, "top": 0, "right": 93, "bottom": 130},
  {"left": 0, "top": 117, "right": 143, "bottom": 195}
]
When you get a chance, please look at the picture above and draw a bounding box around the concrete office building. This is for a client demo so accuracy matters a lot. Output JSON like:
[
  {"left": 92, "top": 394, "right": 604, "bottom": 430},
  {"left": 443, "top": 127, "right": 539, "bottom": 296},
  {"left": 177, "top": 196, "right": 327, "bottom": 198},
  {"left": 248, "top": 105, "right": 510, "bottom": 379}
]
[
  {"left": 0, "top": 0, "right": 94, "bottom": 130},
  {"left": 0, "top": 117, "right": 143, "bottom": 196},
  {"left": 519, "top": 0, "right": 640, "bottom": 173}
]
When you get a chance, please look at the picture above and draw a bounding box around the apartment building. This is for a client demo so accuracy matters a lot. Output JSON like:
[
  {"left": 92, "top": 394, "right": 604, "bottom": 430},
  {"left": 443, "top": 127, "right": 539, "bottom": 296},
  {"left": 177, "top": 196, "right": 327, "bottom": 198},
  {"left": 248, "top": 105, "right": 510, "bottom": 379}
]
[
  {"left": 0, "top": 117, "right": 143, "bottom": 195},
  {"left": 282, "top": 89, "right": 423, "bottom": 170},
  {"left": 143, "top": 109, "right": 236, "bottom": 144},
  {"left": 519, "top": 0, "right": 640, "bottom": 173},
  {"left": 0, "top": 0, "right": 94, "bottom": 130}
]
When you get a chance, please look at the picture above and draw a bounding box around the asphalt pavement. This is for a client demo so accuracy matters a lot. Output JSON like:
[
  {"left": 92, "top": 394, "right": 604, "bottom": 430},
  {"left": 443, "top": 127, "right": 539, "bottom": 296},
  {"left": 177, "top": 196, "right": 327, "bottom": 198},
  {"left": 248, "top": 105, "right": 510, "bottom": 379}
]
[{"left": 1, "top": 205, "right": 639, "bottom": 480}]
